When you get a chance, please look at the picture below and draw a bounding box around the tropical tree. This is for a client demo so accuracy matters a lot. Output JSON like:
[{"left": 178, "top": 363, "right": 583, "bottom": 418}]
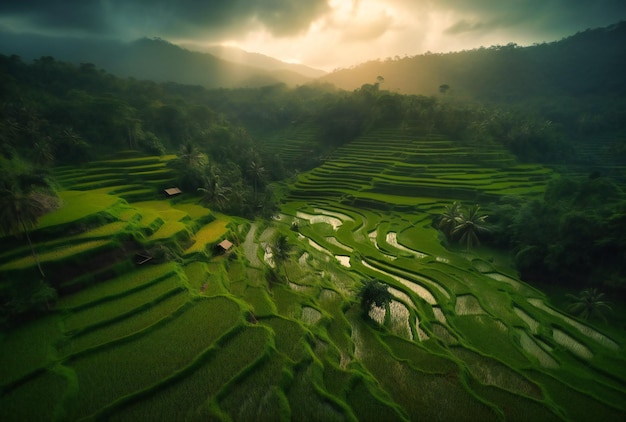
[
  {"left": 198, "top": 171, "right": 232, "bottom": 211},
  {"left": 32, "top": 139, "right": 55, "bottom": 167},
  {"left": 248, "top": 159, "right": 266, "bottom": 197},
  {"left": 169, "top": 142, "right": 209, "bottom": 191},
  {"left": 178, "top": 141, "right": 207, "bottom": 169},
  {"left": 438, "top": 201, "right": 462, "bottom": 241},
  {"left": 0, "top": 187, "right": 58, "bottom": 277},
  {"left": 566, "top": 288, "right": 613, "bottom": 322},
  {"left": 452, "top": 204, "right": 489, "bottom": 251},
  {"left": 357, "top": 279, "right": 392, "bottom": 318},
  {"left": 271, "top": 233, "right": 293, "bottom": 283}
]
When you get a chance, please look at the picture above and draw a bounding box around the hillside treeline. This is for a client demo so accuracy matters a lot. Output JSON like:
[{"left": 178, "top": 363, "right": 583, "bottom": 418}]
[
  {"left": 322, "top": 22, "right": 626, "bottom": 143},
  {"left": 486, "top": 175, "right": 626, "bottom": 293},
  {"left": 1, "top": 53, "right": 577, "bottom": 172},
  {"left": 205, "top": 81, "right": 571, "bottom": 164},
  {"left": 0, "top": 55, "right": 291, "bottom": 217}
]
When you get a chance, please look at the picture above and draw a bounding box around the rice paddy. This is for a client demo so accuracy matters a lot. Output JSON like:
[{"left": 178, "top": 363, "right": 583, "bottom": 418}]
[{"left": 1, "top": 132, "right": 625, "bottom": 421}]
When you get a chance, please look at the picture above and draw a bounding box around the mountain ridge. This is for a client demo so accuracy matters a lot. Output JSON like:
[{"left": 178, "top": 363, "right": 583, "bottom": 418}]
[
  {"left": 0, "top": 21, "right": 624, "bottom": 100},
  {"left": 319, "top": 21, "right": 626, "bottom": 100},
  {"left": 0, "top": 32, "right": 318, "bottom": 88},
  {"left": 181, "top": 43, "right": 326, "bottom": 79}
]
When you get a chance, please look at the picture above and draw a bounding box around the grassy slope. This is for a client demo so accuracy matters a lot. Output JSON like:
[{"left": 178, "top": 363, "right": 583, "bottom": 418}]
[{"left": 0, "top": 135, "right": 624, "bottom": 421}]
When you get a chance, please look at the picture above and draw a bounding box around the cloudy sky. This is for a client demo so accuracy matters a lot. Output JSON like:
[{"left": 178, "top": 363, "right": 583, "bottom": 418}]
[{"left": 1, "top": 0, "right": 625, "bottom": 71}]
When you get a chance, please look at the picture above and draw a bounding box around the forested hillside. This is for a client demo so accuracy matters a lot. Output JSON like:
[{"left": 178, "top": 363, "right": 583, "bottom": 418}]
[
  {"left": 321, "top": 22, "right": 626, "bottom": 138},
  {"left": 0, "top": 33, "right": 317, "bottom": 88}
]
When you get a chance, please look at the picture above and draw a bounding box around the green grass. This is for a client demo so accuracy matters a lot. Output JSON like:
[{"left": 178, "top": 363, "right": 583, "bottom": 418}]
[
  {"left": 72, "top": 221, "right": 130, "bottom": 239},
  {"left": 57, "top": 263, "right": 177, "bottom": 310},
  {"left": 216, "top": 354, "right": 291, "bottom": 421},
  {"left": 105, "top": 325, "right": 271, "bottom": 421},
  {"left": 172, "top": 203, "right": 213, "bottom": 219},
  {"left": 37, "top": 191, "right": 121, "bottom": 229},
  {"left": 59, "top": 290, "right": 191, "bottom": 356},
  {"left": 286, "top": 361, "right": 348, "bottom": 421},
  {"left": 347, "top": 309, "right": 500, "bottom": 421},
  {"left": 346, "top": 377, "right": 408, "bottom": 422},
  {"left": 64, "top": 297, "right": 242, "bottom": 420},
  {"left": 147, "top": 221, "right": 189, "bottom": 240},
  {"left": 0, "top": 370, "right": 67, "bottom": 422},
  {"left": 262, "top": 316, "right": 310, "bottom": 363},
  {"left": 62, "top": 275, "right": 183, "bottom": 334},
  {"left": 184, "top": 218, "right": 230, "bottom": 255},
  {"left": 0, "top": 239, "right": 111, "bottom": 271},
  {"left": 0, "top": 316, "right": 62, "bottom": 386}
]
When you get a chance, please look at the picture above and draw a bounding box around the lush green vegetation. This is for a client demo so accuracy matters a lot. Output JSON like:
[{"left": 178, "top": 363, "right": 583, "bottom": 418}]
[
  {"left": 1, "top": 33, "right": 625, "bottom": 420},
  {"left": 485, "top": 175, "right": 626, "bottom": 292}
]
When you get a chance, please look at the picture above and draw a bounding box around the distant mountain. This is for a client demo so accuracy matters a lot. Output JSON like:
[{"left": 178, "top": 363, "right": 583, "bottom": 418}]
[
  {"left": 0, "top": 32, "right": 317, "bottom": 88},
  {"left": 320, "top": 21, "right": 626, "bottom": 102},
  {"left": 185, "top": 44, "right": 326, "bottom": 79}
]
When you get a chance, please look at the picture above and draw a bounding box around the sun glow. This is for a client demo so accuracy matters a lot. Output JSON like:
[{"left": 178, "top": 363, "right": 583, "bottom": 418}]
[{"left": 226, "top": 0, "right": 413, "bottom": 71}]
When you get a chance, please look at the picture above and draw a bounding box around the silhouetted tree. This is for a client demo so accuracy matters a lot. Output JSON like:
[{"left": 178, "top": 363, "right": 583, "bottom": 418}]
[
  {"left": 438, "top": 201, "right": 462, "bottom": 241},
  {"left": 452, "top": 205, "right": 489, "bottom": 251},
  {"left": 271, "top": 233, "right": 293, "bottom": 283},
  {"left": 357, "top": 279, "right": 392, "bottom": 319},
  {"left": 566, "top": 288, "right": 612, "bottom": 322}
]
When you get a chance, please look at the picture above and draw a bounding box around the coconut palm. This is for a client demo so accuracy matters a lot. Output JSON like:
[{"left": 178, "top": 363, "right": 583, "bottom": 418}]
[
  {"left": 452, "top": 204, "right": 489, "bottom": 250},
  {"left": 198, "top": 172, "right": 232, "bottom": 211},
  {"left": 32, "top": 139, "right": 55, "bottom": 167},
  {"left": 248, "top": 160, "right": 266, "bottom": 196},
  {"left": 438, "top": 201, "right": 462, "bottom": 240},
  {"left": 0, "top": 187, "right": 55, "bottom": 277},
  {"left": 566, "top": 288, "right": 612, "bottom": 322},
  {"left": 271, "top": 233, "right": 293, "bottom": 283},
  {"left": 178, "top": 141, "right": 207, "bottom": 169}
]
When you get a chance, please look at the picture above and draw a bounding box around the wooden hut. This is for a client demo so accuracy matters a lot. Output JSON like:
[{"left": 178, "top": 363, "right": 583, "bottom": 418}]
[
  {"left": 164, "top": 187, "right": 182, "bottom": 197},
  {"left": 216, "top": 239, "right": 233, "bottom": 254}
]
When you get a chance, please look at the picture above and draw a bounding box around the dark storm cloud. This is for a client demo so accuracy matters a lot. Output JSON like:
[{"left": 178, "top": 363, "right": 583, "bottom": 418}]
[
  {"left": 439, "top": 0, "right": 626, "bottom": 36},
  {"left": 0, "top": 0, "right": 331, "bottom": 38},
  {"left": 0, "top": 0, "right": 108, "bottom": 31}
]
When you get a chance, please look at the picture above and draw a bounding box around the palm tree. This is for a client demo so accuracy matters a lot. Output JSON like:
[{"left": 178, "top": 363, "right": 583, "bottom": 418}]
[
  {"left": 32, "top": 139, "right": 55, "bottom": 167},
  {"left": 452, "top": 204, "right": 489, "bottom": 251},
  {"left": 0, "top": 188, "right": 55, "bottom": 277},
  {"left": 198, "top": 173, "right": 232, "bottom": 211},
  {"left": 566, "top": 288, "right": 612, "bottom": 322},
  {"left": 438, "top": 201, "right": 462, "bottom": 240},
  {"left": 271, "top": 233, "right": 293, "bottom": 283},
  {"left": 248, "top": 160, "right": 266, "bottom": 197},
  {"left": 178, "top": 141, "right": 207, "bottom": 169}
]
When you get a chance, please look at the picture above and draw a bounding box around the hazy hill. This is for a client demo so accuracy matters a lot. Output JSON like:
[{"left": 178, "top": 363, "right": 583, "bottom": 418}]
[
  {"left": 320, "top": 21, "right": 626, "bottom": 102},
  {"left": 185, "top": 44, "right": 326, "bottom": 79},
  {"left": 0, "top": 32, "right": 315, "bottom": 88}
]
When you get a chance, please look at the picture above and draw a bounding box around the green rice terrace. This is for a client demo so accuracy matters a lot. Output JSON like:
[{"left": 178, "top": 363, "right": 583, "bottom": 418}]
[{"left": 1, "top": 130, "right": 625, "bottom": 421}]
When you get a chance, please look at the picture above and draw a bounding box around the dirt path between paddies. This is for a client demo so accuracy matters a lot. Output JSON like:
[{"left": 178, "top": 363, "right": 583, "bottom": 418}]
[{"left": 243, "top": 223, "right": 261, "bottom": 267}]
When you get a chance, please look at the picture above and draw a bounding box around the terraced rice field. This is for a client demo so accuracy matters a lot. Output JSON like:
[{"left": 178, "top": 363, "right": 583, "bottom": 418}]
[
  {"left": 53, "top": 151, "right": 177, "bottom": 202},
  {"left": 1, "top": 132, "right": 625, "bottom": 421}
]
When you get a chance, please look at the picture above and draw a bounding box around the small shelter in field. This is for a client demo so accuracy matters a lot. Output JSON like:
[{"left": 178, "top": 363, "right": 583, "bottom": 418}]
[
  {"left": 164, "top": 187, "right": 182, "bottom": 197},
  {"left": 216, "top": 239, "right": 233, "bottom": 254},
  {"left": 135, "top": 252, "right": 153, "bottom": 265}
]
